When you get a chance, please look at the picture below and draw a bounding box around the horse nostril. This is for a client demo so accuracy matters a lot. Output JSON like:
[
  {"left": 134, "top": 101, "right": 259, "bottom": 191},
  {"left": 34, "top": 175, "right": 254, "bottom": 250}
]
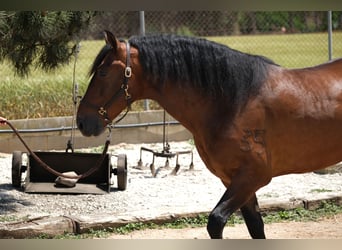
[{"left": 75, "top": 114, "right": 105, "bottom": 137}]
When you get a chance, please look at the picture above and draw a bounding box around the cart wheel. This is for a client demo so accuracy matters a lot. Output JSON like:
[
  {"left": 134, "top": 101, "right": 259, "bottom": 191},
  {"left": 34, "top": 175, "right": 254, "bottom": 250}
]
[
  {"left": 12, "top": 151, "right": 23, "bottom": 188},
  {"left": 117, "top": 154, "right": 127, "bottom": 191}
]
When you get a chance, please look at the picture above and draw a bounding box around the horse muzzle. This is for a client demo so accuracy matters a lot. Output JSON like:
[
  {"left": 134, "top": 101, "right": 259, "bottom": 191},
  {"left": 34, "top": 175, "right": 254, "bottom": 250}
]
[{"left": 76, "top": 114, "right": 106, "bottom": 137}]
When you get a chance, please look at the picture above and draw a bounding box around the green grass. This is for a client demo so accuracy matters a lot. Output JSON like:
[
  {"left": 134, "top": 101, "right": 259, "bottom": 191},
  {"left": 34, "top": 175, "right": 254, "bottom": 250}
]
[
  {"left": 0, "top": 40, "right": 100, "bottom": 120},
  {"left": 210, "top": 32, "right": 342, "bottom": 68},
  {"left": 32, "top": 201, "right": 342, "bottom": 239},
  {"left": 0, "top": 215, "right": 19, "bottom": 223},
  {"left": 310, "top": 188, "right": 333, "bottom": 193},
  {"left": 1, "top": 32, "right": 341, "bottom": 120},
  {"left": 0, "top": 215, "right": 30, "bottom": 223}
]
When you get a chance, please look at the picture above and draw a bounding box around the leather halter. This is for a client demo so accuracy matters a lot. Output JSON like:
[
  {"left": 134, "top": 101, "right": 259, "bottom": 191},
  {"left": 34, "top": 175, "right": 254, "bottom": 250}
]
[{"left": 81, "top": 41, "right": 132, "bottom": 125}]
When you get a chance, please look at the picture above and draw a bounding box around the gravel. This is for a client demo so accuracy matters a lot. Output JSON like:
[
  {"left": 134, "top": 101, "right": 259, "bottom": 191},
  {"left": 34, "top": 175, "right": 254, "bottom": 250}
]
[{"left": 0, "top": 140, "right": 341, "bottom": 221}]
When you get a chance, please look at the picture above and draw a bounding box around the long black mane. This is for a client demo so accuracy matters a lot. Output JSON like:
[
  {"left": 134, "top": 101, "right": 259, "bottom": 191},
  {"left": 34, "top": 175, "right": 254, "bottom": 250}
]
[
  {"left": 91, "top": 34, "right": 275, "bottom": 111},
  {"left": 89, "top": 38, "right": 127, "bottom": 76},
  {"left": 89, "top": 44, "right": 111, "bottom": 77},
  {"left": 129, "top": 34, "right": 275, "bottom": 109}
]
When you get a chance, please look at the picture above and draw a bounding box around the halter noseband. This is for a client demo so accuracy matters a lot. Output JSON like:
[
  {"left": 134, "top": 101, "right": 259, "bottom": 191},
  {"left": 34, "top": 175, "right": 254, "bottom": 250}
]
[{"left": 81, "top": 40, "right": 132, "bottom": 125}]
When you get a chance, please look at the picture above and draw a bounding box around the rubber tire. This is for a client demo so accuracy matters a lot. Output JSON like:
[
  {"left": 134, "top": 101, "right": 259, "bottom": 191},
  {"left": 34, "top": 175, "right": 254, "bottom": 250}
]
[
  {"left": 12, "top": 151, "right": 22, "bottom": 188},
  {"left": 117, "top": 154, "right": 128, "bottom": 191}
]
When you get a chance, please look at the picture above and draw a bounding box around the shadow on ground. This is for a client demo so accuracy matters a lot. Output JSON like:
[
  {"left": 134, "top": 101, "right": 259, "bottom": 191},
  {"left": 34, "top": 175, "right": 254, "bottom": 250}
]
[{"left": 0, "top": 184, "right": 33, "bottom": 215}]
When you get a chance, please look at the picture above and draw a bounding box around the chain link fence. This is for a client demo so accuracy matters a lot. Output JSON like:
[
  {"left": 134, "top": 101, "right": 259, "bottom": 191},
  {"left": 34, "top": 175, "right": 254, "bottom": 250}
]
[
  {"left": 1, "top": 11, "right": 342, "bottom": 118},
  {"left": 3, "top": 11, "right": 341, "bottom": 78},
  {"left": 77, "top": 11, "right": 342, "bottom": 112},
  {"left": 87, "top": 11, "right": 342, "bottom": 37},
  {"left": 84, "top": 11, "right": 342, "bottom": 68}
]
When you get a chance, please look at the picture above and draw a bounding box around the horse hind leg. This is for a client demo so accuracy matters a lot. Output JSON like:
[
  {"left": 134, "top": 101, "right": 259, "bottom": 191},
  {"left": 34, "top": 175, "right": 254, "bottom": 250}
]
[{"left": 240, "top": 193, "right": 265, "bottom": 239}]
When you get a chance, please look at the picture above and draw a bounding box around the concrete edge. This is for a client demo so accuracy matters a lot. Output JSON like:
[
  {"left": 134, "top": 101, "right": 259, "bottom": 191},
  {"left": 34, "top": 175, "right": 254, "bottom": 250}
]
[
  {"left": 0, "top": 195, "right": 341, "bottom": 238},
  {"left": 0, "top": 111, "right": 192, "bottom": 153}
]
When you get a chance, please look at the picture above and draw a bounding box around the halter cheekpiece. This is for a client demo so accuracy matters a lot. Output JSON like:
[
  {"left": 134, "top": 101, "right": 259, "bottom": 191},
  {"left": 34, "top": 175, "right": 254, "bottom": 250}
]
[{"left": 81, "top": 40, "right": 132, "bottom": 125}]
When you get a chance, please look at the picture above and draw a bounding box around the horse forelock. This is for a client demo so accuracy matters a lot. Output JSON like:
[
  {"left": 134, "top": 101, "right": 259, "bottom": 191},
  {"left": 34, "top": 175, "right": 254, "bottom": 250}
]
[
  {"left": 89, "top": 44, "right": 112, "bottom": 77},
  {"left": 129, "top": 34, "right": 275, "bottom": 109}
]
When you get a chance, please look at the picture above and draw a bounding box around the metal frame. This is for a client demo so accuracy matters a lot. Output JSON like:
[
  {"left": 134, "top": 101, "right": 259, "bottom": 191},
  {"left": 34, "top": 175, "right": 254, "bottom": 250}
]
[
  {"left": 12, "top": 151, "right": 127, "bottom": 194},
  {"left": 137, "top": 110, "right": 194, "bottom": 177}
]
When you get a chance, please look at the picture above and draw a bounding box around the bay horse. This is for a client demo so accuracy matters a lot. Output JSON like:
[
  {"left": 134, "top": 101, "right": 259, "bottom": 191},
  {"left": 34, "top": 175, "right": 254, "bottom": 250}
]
[{"left": 77, "top": 30, "right": 342, "bottom": 239}]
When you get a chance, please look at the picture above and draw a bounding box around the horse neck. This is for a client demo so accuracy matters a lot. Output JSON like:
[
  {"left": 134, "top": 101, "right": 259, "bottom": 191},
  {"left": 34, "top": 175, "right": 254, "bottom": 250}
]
[{"left": 144, "top": 80, "right": 221, "bottom": 139}]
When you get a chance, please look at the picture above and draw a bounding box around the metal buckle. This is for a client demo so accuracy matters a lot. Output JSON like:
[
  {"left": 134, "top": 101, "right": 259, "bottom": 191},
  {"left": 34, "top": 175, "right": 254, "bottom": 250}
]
[
  {"left": 125, "top": 67, "right": 132, "bottom": 78},
  {"left": 98, "top": 107, "right": 107, "bottom": 116},
  {"left": 124, "top": 85, "right": 131, "bottom": 100}
]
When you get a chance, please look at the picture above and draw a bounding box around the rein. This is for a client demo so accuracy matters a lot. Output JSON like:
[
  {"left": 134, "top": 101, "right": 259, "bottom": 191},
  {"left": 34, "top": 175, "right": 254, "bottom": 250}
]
[
  {"left": 80, "top": 40, "right": 132, "bottom": 126},
  {"left": 0, "top": 42, "right": 134, "bottom": 180},
  {"left": 3, "top": 119, "right": 110, "bottom": 180},
  {"left": 2, "top": 41, "right": 134, "bottom": 180}
]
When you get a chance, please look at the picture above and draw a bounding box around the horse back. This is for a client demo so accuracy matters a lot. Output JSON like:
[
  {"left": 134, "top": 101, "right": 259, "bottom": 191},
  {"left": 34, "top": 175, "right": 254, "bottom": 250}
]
[{"left": 257, "top": 59, "right": 342, "bottom": 176}]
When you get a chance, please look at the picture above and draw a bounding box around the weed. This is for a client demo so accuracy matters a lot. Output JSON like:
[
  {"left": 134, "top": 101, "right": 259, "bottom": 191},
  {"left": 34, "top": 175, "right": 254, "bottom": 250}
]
[
  {"left": 310, "top": 188, "right": 333, "bottom": 193},
  {"left": 0, "top": 215, "right": 18, "bottom": 222}
]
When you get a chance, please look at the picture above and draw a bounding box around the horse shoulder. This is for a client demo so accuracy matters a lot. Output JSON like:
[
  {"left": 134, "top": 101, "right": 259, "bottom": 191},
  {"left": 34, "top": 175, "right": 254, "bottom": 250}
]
[{"left": 193, "top": 96, "right": 272, "bottom": 188}]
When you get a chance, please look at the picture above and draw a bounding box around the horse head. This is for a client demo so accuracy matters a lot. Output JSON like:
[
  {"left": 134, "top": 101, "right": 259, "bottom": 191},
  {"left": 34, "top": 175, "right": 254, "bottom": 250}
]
[{"left": 77, "top": 31, "right": 137, "bottom": 136}]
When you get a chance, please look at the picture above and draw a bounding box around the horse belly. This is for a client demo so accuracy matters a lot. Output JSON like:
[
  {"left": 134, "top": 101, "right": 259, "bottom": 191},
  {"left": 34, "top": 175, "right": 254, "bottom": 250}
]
[{"left": 268, "top": 119, "right": 342, "bottom": 176}]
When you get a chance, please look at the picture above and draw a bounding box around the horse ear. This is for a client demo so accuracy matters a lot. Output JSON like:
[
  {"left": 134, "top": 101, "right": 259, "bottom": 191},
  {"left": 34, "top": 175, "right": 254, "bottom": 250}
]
[{"left": 104, "top": 30, "right": 120, "bottom": 52}]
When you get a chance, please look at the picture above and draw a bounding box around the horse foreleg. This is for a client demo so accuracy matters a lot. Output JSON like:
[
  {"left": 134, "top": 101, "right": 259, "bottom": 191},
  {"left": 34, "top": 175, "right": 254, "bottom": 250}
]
[
  {"left": 240, "top": 193, "right": 265, "bottom": 239},
  {"left": 207, "top": 187, "right": 240, "bottom": 239},
  {"left": 207, "top": 172, "right": 268, "bottom": 239}
]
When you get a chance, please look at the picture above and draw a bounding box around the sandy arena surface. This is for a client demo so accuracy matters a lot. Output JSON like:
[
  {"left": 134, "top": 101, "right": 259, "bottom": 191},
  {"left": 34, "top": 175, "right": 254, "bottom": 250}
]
[{"left": 0, "top": 140, "right": 341, "bottom": 223}]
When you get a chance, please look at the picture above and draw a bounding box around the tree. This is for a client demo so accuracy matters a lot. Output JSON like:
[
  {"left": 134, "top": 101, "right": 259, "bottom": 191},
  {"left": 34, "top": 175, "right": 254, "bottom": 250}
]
[{"left": 0, "top": 11, "right": 99, "bottom": 76}]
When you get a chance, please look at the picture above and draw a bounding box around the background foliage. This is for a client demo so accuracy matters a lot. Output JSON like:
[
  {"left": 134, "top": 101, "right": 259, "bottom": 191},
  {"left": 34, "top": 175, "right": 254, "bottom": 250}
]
[
  {"left": 0, "top": 11, "right": 98, "bottom": 76},
  {"left": 0, "top": 11, "right": 341, "bottom": 120}
]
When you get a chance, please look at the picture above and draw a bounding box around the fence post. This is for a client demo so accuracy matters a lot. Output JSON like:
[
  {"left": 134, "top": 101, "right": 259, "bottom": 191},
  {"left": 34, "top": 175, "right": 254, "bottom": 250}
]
[
  {"left": 139, "top": 11, "right": 145, "bottom": 36},
  {"left": 139, "top": 11, "right": 150, "bottom": 111},
  {"left": 328, "top": 11, "right": 333, "bottom": 61}
]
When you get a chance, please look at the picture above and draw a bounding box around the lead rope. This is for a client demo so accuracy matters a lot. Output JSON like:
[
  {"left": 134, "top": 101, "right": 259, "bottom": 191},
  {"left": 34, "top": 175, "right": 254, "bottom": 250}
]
[
  {"left": 66, "top": 42, "right": 81, "bottom": 153},
  {"left": 0, "top": 41, "right": 111, "bottom": 180},
  {"left": 2, "top": 40, "right": 135, "bottom": 180},
  {"left": 3, "top": 118, "right": 110, "bottom": 180}
]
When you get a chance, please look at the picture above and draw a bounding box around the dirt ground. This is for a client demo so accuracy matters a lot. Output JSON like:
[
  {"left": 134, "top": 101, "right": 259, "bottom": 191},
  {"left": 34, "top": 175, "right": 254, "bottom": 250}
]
[{"left": 106, "top": 213, "right": 342, "bottom": 239}]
